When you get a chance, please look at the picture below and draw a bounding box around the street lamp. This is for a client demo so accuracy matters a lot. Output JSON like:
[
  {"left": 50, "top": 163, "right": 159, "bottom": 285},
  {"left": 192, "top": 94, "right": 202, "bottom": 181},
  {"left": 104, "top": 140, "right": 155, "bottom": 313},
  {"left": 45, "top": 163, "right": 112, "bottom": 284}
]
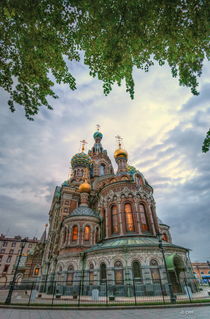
[
  {"left": 5, "top": 238, "right": 27, "bottom": 304},
  {"left": 157, "top": 233, "right": 176, "bottom": 303}
]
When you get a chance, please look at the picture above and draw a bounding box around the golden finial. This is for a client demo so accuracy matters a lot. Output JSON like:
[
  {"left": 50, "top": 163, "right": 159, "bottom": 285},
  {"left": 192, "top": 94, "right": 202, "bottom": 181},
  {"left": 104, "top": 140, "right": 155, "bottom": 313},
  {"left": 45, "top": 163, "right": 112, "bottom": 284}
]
[
  {"left": 80, "top": 139, "right": 87, "bottom": 152},
  {"left": 96, "top": 124, "right": 100, "bottom": 131}
]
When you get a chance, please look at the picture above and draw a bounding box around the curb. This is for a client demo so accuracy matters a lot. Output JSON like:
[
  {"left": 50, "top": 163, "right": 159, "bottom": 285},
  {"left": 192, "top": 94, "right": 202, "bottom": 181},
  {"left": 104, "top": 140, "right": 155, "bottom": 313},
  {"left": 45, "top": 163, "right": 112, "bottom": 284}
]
[{"left": 0, "top": 303, "right": 210, "bottom": 310}]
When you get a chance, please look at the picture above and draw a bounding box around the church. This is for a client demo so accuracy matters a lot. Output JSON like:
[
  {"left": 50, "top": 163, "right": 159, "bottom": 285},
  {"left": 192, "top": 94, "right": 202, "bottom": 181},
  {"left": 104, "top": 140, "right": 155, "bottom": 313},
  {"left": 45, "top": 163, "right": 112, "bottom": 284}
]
[{"left": 41, "top": 127, "right": 195, "bottom": 297}]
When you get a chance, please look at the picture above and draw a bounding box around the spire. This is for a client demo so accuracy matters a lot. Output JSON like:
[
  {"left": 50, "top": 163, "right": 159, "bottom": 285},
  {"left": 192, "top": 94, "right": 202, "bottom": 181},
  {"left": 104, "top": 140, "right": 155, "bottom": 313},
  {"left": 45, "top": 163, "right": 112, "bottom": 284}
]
[{"left": 40, "top": 224, "right": 48, "bottom": 244}]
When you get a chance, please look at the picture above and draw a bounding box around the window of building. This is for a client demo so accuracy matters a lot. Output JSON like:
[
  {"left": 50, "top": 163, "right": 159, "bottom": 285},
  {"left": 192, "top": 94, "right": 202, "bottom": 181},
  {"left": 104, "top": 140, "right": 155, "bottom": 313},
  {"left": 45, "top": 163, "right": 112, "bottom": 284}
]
[
  {"left": 6, "top": 256, "right": 12, "bottom": 263},
  {"left": 66, "top": 265, "right": 74, "bottom": 286},
  {"left": 100, "top": 263, "right": 107, "bottom": 284},
  {"left": 111, "top": 205, "right": 119, "bottom": 234},
  {"left": 3, "top": 265, "right": 9, "bottom": 273},
  {"left": 132, "top": 261, "right": 142, "bottom": 282},
  {"left": 125, "top": 203, "right": 134, "bottom": 232},
  {"left": 0, "top": 249, "right": 5, "bottom": 254},
  {"left": 3, "top": 241, "right": 7, "bottom": 247},
  {"left": 100, "top": 164, "right": 105, "bottom": 176},
  {"left": 34, "top": 267, "right": 39, "bottom": 276},
  {"left": 139, "top": 204, "right": 149, "bottom": 232},
  {"left": 9, "top": 249, "right": 14, "bottom": 254},
  {"left": 84, "top": 225, "right": 91, "bottom": 241},
  {"left": 11, "top": 242, "right": 16, "bottom": 247},
  {"left": 201, "top": 272, "right": 204, "bottom": 274},
  {"left": 150, "top": 259, "right": 160, "bottom": 282},
  {"left": 114, "top": 261, "right": 124, "bottom": 285},
  {"left": 208, "top": 271, "right": 210, "bottom": 274},
  {"left": 0, "top": 255, "right": 3, "bottom": 262},
  {"left": 72, "top": 226, "right": 78, "bottom": 241},
  {"left": 95, "top": 228, "right": 99, "bottom": 243},
  {"left": 89, "top": 263, "right": 94, "bottom": 285},
  {"left": 162, "top": 233, "right": 168, "bottom": 242}
]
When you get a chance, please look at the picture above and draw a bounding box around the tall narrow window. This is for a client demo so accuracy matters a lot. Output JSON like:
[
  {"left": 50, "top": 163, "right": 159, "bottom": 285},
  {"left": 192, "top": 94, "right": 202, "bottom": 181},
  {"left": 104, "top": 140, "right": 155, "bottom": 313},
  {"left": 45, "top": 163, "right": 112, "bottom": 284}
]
[
  {"left": 100, "top": 164, "right": 105, "bottom": 176},
  {"left": 150, "top": 259, "right": 160, "bottom": 283},
  {"left": 102, "top": 209, "right": 106, "bottom": 238},
  {"left": 132, "top": 261, "right": 142, "bottom": 282},
  {"left": 89, "top": 263, "right": 94, "bottom": 285},
  {"left": 140, "top": 204, "right": 149, "bottom": 232},
  {"left": 100, "top": 263, "right": 107, "bottom": 283},
  {"left": 95, "top": 228, "right": 99, "bottom": 243},
  {"left": 114, "top": 261, "right": 124, "bottom": 285},
  {"left": 66, "top": 265, "right": 74, "bottom": 286},
  {"left": 111, "top": 205, "right": 119, "bottom": 234},
  {"left": 72, "top": 225, "right": 78, "bottom": 241},
  {"left": 84, "top": 225, "right": 90, "bottom": 241},
  {"left": 125, "top": 203, "right": 134, "bottom": 232}
]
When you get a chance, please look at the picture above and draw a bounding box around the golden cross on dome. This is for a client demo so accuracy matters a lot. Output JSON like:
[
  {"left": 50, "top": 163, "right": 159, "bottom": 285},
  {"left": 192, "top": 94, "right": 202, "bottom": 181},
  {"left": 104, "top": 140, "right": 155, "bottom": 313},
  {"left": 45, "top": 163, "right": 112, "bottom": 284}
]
[
  {"left": 96, "top": 124, "right": 100, "bottom": 131},
  {"left": 115, "top": 135, "right": 123, "bottom": 148},
  {"left": 80, "top": 139, "right": 88, "bottom": 152}
]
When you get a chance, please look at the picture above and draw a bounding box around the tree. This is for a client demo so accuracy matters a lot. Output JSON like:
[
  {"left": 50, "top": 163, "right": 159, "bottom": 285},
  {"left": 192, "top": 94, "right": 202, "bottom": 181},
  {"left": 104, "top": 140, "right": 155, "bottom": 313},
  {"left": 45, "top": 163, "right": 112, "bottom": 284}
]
[{"left": 0, "top": 1, "right": 209, "bottom": 149}]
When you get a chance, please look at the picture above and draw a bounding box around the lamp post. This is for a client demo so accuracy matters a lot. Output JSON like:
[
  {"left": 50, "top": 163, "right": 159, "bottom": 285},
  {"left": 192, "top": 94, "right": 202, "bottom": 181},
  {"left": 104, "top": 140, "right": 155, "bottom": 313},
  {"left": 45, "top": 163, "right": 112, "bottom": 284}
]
[
  {"left": 5, "top": 238, "right": 27, "bottom": 304},
  {"left": 157, "top": 233, "right": 176, "bottom": 303}
]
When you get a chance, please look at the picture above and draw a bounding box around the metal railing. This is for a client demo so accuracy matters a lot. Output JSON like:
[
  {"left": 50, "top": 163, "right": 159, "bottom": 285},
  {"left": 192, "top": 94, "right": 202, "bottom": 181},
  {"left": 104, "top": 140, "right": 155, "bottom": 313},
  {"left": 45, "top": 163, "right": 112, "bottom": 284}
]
[{"left": 0, "top": 277, "right": 209, "bottom": 306}]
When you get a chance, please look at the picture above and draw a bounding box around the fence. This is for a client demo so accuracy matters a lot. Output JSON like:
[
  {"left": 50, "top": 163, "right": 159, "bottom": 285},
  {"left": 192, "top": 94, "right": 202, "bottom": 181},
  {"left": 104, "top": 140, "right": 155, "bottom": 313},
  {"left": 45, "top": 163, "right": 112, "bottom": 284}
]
[{"left": 0, "top": 278, "right": 209, "bottom": 306}]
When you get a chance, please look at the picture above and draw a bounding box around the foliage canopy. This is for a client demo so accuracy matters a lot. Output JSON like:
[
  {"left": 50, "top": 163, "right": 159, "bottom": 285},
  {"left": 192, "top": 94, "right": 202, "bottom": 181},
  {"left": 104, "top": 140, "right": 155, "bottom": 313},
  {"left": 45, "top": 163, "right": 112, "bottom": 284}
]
[{"left": 0, "top": 0, "right": 209, "bottom": 149}]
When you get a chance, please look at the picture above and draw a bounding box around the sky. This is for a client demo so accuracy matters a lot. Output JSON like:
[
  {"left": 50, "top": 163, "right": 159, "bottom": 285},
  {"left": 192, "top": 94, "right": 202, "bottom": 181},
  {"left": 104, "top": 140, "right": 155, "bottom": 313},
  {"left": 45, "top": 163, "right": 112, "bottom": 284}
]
[{"left": 0, "top": 59, "right": 209, "bottom": 262}]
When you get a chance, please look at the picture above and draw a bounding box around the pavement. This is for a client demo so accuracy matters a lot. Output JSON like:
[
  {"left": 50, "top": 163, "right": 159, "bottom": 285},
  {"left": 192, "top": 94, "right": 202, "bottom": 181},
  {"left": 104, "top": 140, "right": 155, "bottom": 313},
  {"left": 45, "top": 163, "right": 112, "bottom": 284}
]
[{"left": 0, "top": 307, "right": 210, "bottom": 319}]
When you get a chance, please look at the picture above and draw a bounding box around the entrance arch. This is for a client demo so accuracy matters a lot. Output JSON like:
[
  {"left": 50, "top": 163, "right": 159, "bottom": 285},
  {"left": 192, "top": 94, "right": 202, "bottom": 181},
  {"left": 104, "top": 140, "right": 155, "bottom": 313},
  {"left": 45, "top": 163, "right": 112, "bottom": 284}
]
[{"left": 166, "top": 254, "right": 185, "bottom": 293}]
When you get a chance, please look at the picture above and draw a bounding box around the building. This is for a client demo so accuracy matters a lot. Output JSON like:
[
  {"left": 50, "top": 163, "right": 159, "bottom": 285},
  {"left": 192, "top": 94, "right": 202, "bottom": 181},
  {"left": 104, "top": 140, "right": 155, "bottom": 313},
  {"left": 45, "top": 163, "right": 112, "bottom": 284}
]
[
  {"left": 192, "top": 262, "right": 210, "bottom": 283},
  {"left": 41, "top": 128, "right": 196, "bottom": 296},
  {"left": 0, "top": 234, "right": 38, "bottom": 287}
]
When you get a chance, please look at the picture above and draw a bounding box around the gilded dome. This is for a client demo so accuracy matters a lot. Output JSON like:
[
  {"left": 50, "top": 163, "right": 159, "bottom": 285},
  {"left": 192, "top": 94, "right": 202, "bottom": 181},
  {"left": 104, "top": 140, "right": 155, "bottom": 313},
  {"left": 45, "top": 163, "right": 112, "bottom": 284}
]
[
  {"left": 71, "top": 152, "right": 91, "bottom": 168},
  {"left": 79, "top": 181, "right": 91, "bottom": 193},
  {"left": 114, "top": 148, "right": 128, "bottom": 159}
]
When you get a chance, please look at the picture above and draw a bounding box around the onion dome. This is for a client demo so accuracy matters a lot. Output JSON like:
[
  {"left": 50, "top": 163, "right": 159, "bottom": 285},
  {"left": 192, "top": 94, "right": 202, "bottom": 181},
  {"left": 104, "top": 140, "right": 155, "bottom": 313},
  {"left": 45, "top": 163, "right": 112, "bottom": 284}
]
[
  {"left": 127, "top": 165, "right": 137, "bottom": 175},
  {"left": 93, "top": 131, "right": 103, "bottom": 140},
  {"left": 62, "top": 180, "right": 69, "bottom": 186},
  {"left": 71, "top": 152, "right": 91, "bottom": 168},
  {"left": 79, "top": 181, "right": 91, "bottom": 193},
  {"left": 114, "top": 148, "right": 128, "bottom": 159}
]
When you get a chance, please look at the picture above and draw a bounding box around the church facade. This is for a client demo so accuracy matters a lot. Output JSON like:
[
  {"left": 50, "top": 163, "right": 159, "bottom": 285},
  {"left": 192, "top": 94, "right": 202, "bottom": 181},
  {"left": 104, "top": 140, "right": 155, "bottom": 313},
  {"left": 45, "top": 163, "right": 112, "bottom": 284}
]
[{"left": 41, "top": 129, "right": 195, "bottom": 297}]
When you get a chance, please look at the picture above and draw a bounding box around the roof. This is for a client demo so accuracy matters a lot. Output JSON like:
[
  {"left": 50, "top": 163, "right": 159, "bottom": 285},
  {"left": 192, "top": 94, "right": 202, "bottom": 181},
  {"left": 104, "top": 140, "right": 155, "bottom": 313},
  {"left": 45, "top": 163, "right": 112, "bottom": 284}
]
[
  {"left": 85, "top": 236, "right": 188, "bottom": 253},
  {"left": 70, "top": 206, "right": 100, "bottom": 219}
]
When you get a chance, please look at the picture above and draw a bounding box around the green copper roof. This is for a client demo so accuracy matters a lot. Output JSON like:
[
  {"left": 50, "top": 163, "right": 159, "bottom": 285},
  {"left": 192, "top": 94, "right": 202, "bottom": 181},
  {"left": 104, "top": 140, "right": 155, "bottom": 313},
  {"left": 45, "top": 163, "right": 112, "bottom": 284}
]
[
  {"left": 85, "top": 236, "right": 187, "bottom": 253},
  {"left": 70, "top": 206, "right": 100, "bottom": 219}
]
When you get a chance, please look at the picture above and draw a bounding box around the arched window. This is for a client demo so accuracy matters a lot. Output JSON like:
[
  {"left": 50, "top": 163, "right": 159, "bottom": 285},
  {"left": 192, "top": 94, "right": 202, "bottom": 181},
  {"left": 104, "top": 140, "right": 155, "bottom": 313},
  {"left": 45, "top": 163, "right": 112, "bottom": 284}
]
[
  {"left": 125, "top": 203, "right": 134, "bottom": 232},
  {"left": 150, "top": 259, "right": 160, "bottom": 282},
  {"left": 139, "top": 204, "right": 149, "bottom": 232},
  {"left": 100, "top": 263, "right": 107, "bottom": 283},
  {"left": 114, "top": 261, "right": 124, "bottom": 285},
  {"left": 89, "top": 263, "right": 94, "bottom": 285},
  {"left": 66, "top": 265, "right": 74, "bottom": 286},
  {"left": 84, "top": 225, "right": 91, "bottom": 241},
  {"left": 100, "top": 164, "right": 105, "bottom": 176},
  {"left": 162, "top": 233, "right": 168, "bottom": 242},
  {"left": 72, "top": 225, "right": 78, "bottom": 241},
  {"left": 57, "top": 265, "right": 63, "bottom": 282},
  {"left": 111, "top": 205, "right": 119, "bottom": 234},
  {"left": 132, "top": 261, "right": 142, "bottom": 282},
  {"left": 34, "top": 267, "right": 39, "bottom": 276}
]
